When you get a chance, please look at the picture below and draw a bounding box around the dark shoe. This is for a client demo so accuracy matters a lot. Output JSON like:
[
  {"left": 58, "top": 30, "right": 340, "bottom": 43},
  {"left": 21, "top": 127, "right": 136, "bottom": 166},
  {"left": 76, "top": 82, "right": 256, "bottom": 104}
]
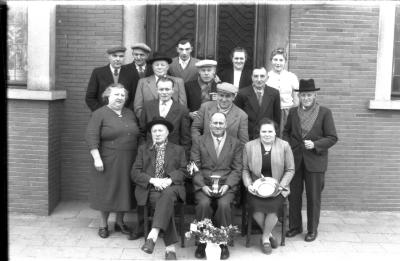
[
  {"left": 194, "top": 243, "right": 206, "bottom": 259},
  {"left": 261, "top": 242, "right": 272, "bottom": 255},
  {"left": 269, "top": 236, "right": 278, "bottom": 249},
  {"left": 286, "top": 228, "right": 303, "bottom": 237},
  {"left": 141, "top": 238, "right": 155, "bottom": 254},
  {"left": 98, "top": 226, "right": 109, "bottom": 238},
  {"left": 165, "top": 251, "right": 177, "bottom": 260},
  {"left": 220, "top": 245, "right": 230, "bottom": 260},
  {"left": 128, "top": 228, "right": 144, "bottom": 240},
  {"left": 115, "top": 223, "right": 131, "bottom": 235},
  {"left": 305, "top": 231, "right": 318, "bottom": 242}
]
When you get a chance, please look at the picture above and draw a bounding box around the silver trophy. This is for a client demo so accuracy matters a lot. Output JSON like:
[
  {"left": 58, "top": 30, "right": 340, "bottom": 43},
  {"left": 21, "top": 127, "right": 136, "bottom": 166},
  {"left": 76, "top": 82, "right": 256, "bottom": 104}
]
[{"left": 210, "top": 175, "right": 221, "bottom": 196}]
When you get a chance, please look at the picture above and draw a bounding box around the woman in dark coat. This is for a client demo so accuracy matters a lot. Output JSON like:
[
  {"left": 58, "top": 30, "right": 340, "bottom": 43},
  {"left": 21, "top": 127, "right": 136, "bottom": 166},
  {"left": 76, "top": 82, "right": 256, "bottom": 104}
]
[{"left": 85, "top": 83, "right": 140, "bottom": 238}]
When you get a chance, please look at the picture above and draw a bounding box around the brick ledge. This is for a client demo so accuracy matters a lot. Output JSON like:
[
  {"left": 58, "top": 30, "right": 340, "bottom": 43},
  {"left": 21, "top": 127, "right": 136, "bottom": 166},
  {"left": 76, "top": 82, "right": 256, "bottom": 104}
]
[
  {"left": 369, "top": 100, "right": 400, "bottom": 110},
  {"left": 7, "top": 89, "right": 67, "bottom": 101}
]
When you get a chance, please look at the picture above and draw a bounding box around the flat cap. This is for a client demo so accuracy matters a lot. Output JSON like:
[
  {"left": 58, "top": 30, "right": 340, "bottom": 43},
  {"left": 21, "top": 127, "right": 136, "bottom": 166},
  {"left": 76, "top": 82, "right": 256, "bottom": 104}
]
[
  {"left": 106, "top": 46, "right": 126, "bottom": 54},
  {"left": 195, "top": 59, "right": 217, "bottom": 68},
  {"left": 217, "top": 82, "right": 238, "bottom": 94},
  {"left": 131, "top": 43, "right": 151, "bottom": 53}
]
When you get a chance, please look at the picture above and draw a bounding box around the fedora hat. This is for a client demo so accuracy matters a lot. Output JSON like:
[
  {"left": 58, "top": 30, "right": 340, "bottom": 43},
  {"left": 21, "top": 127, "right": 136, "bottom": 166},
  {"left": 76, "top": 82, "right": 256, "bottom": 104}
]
[
  {"left": 146, "top": 116, "right": 174, "bottom": 133},
  {"left": 147, "top": 52, "right": 172, "bottom": 64},
  {"left": 295, "top": 79, "right": 320, "bottom": 92}
]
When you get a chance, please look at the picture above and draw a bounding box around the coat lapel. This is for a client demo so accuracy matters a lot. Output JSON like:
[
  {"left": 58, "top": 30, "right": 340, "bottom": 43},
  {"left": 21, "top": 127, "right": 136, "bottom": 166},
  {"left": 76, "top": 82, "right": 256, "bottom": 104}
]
[
  {"left": 247, "top": 88, "right": 261, "bottom": 113},
  {"left": 216, "top": 135, "right": 232, "bottom": 165},
  {"left": 259, "top": 88, "right": 273, "bottom": 117},
  {"left": 147, "top": 76, "right": 159, "bottom": 99},
  {"left": 165, "top": 101, "right": 179, "bottom": 121},
  {"left": 104, "top": 65, "right": 114, "bottom": 83},
  {"left": 205, "top": 134, "right": 218, "bottom": 165}
]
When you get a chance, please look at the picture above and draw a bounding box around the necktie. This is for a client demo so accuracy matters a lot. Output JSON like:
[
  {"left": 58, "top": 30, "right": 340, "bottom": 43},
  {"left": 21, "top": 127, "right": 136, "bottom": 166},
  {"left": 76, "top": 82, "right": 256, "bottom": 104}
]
[
  {"left": 256, "top": 91, "right": 262, "bottom": 106},
  {"left": 215, "top": 138, "right": 222, "bottom": 157},
  {"left": 138, "top": 66, "right": 145, "bottom": 78},
  {"left": 114, "top": 69, "right": 119, "bottom": 76}
]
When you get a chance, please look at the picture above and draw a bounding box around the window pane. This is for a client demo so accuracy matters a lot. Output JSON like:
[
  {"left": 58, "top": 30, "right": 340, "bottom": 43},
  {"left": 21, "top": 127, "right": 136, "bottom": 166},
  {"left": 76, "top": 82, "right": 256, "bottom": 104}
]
[{"left": 7, "top": 6, "right": 27, "bottom": 83}]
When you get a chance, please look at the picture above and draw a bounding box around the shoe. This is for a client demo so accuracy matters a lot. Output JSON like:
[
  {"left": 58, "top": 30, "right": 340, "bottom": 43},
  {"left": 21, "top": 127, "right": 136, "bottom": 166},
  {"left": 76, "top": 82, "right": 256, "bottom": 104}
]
[
  {"left": 115, "top": 222, "right": 131, "bottom": 235},
  {"left": 128, "top": 229, "right": 144, "bottom": 240},
  {"left": 220, "top": 245, "right": 230, "bottom": 260},
  {"left": 260, "top": 240, "right": 272, "bottom": 255},
  {"left": 286, "top": 228, "right": 302, "bottom": 237},
  {"left": 98, "top": 226, "right": 109, "bottom": 238},
  {"left": 194, "top": 243, "right": 206, "bottom": 259},
  {"left": 141, "top": 238, "right": 155, "bottom": 254},
  {"left": 305, "top": 231, "right": 318, "bottom": 242},
  {"left": 165, "top": 251, "right": 177, "bottom": 260},
  {"left": 269, "top": 236, "right": 278, "bottom": 249}
]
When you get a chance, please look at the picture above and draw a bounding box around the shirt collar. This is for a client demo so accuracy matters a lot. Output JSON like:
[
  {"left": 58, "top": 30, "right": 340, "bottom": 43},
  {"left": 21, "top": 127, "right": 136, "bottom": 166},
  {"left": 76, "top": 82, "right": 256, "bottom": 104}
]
[
  {"left": 211, "top": 131, "right": 227, "bottom": 142},
  {"left": 159, "top": 99, "right": 173, "bottom": 106},
  {"left": 110, "top": 64, "right": 120, "bottom": 73},
  {"left": 179, "top": 57, "right": 190, "bottom": 65}
]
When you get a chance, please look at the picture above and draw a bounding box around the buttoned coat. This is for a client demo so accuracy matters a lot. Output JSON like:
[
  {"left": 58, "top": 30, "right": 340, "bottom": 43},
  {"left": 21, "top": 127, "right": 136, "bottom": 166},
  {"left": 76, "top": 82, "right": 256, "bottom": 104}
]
[
  {"left": 130, "top": 142, "right": 187, "bottom": 206},
  {"left": 168, "top": 57, "right": 200, "bottom": 83},
  {"left": 191, "top": 133, "right": 242, "bottom": 192},
  {"left": 242, "top": 138, "right": 295, "bottom": 197},
  {"left": 85, "top": 65, "right": 137, "bottom": 111},
  {"left": 139, "top": 99, "right": 191, "bottom": 156},
  {"left": 133, "top": 75, "right": 187, "bottom": 118},
  {"left": 191, "top": 101, "right": 249, "bottom": 145},
  {"left": 282, "top": 106, "right": 338, "bottom": 172},
  {"left": 219, "top": 66, "right": 253, "bottom": 89},
  {"left": 234, "top": 85, "right": 281, "bottom": 139}
]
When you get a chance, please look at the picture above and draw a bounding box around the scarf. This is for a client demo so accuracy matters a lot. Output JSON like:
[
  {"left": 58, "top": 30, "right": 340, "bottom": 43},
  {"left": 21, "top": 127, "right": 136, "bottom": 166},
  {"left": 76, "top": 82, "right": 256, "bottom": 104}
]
[
  {"left": 154, "top": 139, "right": 167, "bottom": 178},
  {"left": 217, "top": 102, "right": 233, "bottom": 115},
  {"left": 297, "top": 103, "right": 320, "bottom": 138},
  {"left": 198, "top": 78, "right": 213, "bottom": 103}
]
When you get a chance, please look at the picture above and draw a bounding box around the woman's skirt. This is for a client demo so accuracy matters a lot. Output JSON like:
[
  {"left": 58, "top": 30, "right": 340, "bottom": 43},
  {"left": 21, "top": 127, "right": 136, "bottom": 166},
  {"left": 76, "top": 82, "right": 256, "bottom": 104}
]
[{"left": 247, "top": 193, "right": 285, "bottom": 214}]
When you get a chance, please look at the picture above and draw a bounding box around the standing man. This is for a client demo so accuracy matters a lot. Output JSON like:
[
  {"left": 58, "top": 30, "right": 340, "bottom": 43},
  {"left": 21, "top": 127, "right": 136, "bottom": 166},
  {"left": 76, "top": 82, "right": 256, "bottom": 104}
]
[
  {"left": 234, "top": 67, "right": 281, "bottom": 140},
  {"left": 86, "top": 46, "right": 136, "bottom": 111},
  {"left": 185, "top": 60, "right": 219, "bottom": 120},
  {"left": 219, "top": 47, "right": 253, "bottom": 89},
  {"left": 169, "top": 39, "right": 200, "bottom": 83},
  {"left": 191, "top": 112, "right": 242, "bottom": 260},
  {"left": 283, "top": 79, "right": 338, "bottom": 242},
  {"left": 191, "top": 82, "right": 248, "bottom": 146},
  {"left": 133, "top": 52, "right": 187, "bottom": 118}
]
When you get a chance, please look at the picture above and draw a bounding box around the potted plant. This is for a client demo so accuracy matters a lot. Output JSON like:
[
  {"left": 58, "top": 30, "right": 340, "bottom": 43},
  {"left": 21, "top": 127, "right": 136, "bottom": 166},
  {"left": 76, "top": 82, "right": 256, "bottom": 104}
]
[{"left": 185, "top": 218, "right": 240, "bottom": 260}]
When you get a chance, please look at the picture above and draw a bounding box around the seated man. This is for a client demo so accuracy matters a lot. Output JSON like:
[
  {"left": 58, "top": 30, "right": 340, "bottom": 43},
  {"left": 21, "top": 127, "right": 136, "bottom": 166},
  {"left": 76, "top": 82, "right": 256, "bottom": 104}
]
[
  {"left": 131, "top": 117, "right": 187, "bottom": 260},
  {"left": 191, "top": 112, "right": 242, "bottom": 260}
]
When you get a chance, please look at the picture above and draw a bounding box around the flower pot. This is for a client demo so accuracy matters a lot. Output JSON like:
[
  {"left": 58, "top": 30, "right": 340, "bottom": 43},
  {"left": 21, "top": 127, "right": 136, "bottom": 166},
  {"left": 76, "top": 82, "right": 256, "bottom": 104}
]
[{"left": 205, "top": 242, "right": 221, "bottom": 260}]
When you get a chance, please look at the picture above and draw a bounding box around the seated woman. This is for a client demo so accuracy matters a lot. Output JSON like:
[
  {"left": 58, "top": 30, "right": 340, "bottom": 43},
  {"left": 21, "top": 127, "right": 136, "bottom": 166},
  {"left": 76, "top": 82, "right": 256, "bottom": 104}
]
[
  {"left": 242, "top": 118, "right": 295, "bottom": 255},
  {"left": 131, "top": 116, "right": 187, "bottom": 260}
]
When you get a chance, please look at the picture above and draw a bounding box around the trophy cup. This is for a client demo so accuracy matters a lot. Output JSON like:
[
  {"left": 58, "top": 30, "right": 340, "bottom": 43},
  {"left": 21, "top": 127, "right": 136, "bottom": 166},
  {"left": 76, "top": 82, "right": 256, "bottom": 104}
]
[{"left": 210, "top": 175, "right": 221, "bottom": 197}]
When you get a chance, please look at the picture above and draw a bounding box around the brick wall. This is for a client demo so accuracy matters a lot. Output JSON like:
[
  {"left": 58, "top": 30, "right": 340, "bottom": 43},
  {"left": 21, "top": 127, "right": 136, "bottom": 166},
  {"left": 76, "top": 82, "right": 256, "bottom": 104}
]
[
  {"left": 290, "top": 5, "right": 400, "bottom": 211},
  {"left": 56, "top": 5, "right": 124, "bottom": 200}
]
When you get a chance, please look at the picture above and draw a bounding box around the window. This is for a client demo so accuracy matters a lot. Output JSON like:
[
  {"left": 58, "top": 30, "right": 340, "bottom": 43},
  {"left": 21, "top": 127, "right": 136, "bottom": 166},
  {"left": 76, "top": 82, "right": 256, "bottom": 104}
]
[
  {"left": 392, "top": 7, "right": 400, "bottom": 98},
  {"left": 7, "top": 5, "right": 27, "bottom": 85}
]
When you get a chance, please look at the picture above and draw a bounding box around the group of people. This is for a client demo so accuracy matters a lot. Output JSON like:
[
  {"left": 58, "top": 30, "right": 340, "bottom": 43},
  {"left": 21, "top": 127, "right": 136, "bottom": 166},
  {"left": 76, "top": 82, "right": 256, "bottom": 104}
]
[{"left": 84, "top": 39, "right": 338, "bottom": 260}]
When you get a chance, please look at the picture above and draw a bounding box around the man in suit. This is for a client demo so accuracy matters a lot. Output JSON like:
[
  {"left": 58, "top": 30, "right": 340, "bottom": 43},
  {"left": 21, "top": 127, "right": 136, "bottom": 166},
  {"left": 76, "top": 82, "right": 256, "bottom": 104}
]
[
  {"left": 185, "top": 59, "right": 219, "bottom": 120},
  {"left": 85, "top": 46, "right": 137, "bottom": 111},
  {"left": 131, "top": 117, "right": 187, "bottom": 260},
  {"left": 139, "top": 76, "right": 191, "bottom": 157},
  {"left": 168, "top": 39, "right": 200, "bottom": 83},
  {"left": 219, "top": 47, "right": 253, "bottom": 89},
  {"left": 191, "top": 112, "right": 242, "bottom": 260},
  {"left": 234, "top": 67, "right": 281, "bottom": 140},
  {"left": 121, "top": 43, "right": 153, "bottom": 104},
  {"left": 191, "top": 82, "right": 249, "bottom": 146},
  {"left": 283, "top": 79, "right": 338, "bottom": 242},
  {"left": 134, "top": 52, "right": 187, "bottom": 118}
]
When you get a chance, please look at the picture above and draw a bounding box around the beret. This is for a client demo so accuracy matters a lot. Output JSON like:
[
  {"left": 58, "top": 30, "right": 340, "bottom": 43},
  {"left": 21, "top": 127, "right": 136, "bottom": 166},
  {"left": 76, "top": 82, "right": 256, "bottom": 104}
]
[
  {"left": 106, "top": 46, "right": 126, "bottom": 54},
  {"left": 131, "top": 43, "right": 151, "bottom": 53},
  {"left": 195, "top": 59, "right": 217, "bottom": 67},
  {"left": 217, "top": 82, "right": 238, "bottom": 94}
]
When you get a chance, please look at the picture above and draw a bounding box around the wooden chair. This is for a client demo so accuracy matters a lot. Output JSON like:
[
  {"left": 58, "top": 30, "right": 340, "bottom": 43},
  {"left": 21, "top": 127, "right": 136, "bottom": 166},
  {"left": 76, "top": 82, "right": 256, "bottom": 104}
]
[{"left": 243, "top": 196, "right": 288, "bottom": 247}]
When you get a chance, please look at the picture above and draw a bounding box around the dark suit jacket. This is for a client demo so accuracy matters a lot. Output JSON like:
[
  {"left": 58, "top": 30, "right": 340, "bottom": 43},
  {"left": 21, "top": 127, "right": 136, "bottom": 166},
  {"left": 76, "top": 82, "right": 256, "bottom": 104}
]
[
  {"left": 219, "top": 66, "right": 253, "bottom": 89},
  {"left": 282, "top": 106, "right": 338, "bottom": 173},
  {"left": 85, "top": 65, "right": 136, "bottom": 111},
  {"left": 121, "top": 62, "right": 153, "bottom": 103},
  {"left": 139, "top": 99, "right": 191, "bottom": 156},
  {"left": 131, "top": 142, "right": 187, "bottom": 206},
  {"left": 185, "top": 80, "right": 218, "bottom": 112},
  {"left": 234, "top": 85, "right": 281, "bottom": 140},
  {"left": 191, "top": 133, "right": 242, "bottom": 192}
]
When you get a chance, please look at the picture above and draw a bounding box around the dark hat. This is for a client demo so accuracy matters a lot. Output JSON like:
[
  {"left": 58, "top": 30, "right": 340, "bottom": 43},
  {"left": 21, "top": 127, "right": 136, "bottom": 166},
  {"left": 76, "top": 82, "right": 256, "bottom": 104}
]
[
  {"left": 106, "top": 46, "right": 126, "bottom": 54},
  {"left": 146, "top": 116, "right": 174, "bottom": 133},
  {"left": 147, "top": 52, "right": 172, "bottom": 64},
  {"left": 131, "top": 43, "right": 151, "bottom": 53},
  {"left": 295, "top": 79, "right": 320, "bottom": 92}
]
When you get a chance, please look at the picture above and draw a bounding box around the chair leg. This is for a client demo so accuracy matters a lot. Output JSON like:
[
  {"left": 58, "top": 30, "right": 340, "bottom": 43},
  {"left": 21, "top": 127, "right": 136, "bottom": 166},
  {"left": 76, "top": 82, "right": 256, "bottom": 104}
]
[
  {"left": 143, "top": 205, "right": 149, "bottom": 240},
  {"left": 241, "top": 206, "right": 247, "bottom": 237},
  {"left": 246, "top": 208, "right": 252, "bottom": 248},
  {"left": 180, "top": 203, "right": 185, "bottom": 248},
  {"left": 281, "top": 199, "right": 287, "bottom": 246}
]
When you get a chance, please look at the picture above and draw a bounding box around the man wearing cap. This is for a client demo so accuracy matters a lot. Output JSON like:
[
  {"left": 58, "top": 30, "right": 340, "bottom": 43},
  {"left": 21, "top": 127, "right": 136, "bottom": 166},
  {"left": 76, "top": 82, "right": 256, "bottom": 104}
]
[
  {"left": 283, "top": 79, "right": 338, "bottom": 242},
  {"left": 131, "top": 116, "right": 187, "bottom": 260},
  {"left": 219, "top": 47, "right": 253, "bottom": 89},
  {"left": 185, "top": 59, "right": 219, "bottom": 120},
  {"left": 191, "top": 82, "right": 248, "bottom": 145},
  {"left": 168, "top": 39, "right": 200, "bottom": 83},
  {"left": 191, "top": 112, "right": 242, "bottom": 260},
  {"left": 234, "top": 67, "right": 281, "bottom": 140},
  {"left": 86, "top": 46, "right": 136, "bottom": 111},
  {"left": 133, "top": 52, "right": 187, "bottom": 118}
]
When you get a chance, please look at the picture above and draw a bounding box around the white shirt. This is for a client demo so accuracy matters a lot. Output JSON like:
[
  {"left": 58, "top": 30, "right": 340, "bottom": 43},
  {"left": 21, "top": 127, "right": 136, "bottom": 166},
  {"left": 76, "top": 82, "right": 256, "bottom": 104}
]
[
  {"left": 179, "top": 57, "right": 190, "bottom": 70},
  {"left": 109, "top": 65, "right": 120, "bottom": 75},
  {"left": 211, "top": 132, "right": 226, "bottom": 157},
  {"left": 266, "top": 70, "right": 299, "bottom": 109},
  {"left": 233, "top": 69, "right": 242, "bottom": 88},
  {"left": 159, "top": 99, "right": 173, "bottom": 118}
]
